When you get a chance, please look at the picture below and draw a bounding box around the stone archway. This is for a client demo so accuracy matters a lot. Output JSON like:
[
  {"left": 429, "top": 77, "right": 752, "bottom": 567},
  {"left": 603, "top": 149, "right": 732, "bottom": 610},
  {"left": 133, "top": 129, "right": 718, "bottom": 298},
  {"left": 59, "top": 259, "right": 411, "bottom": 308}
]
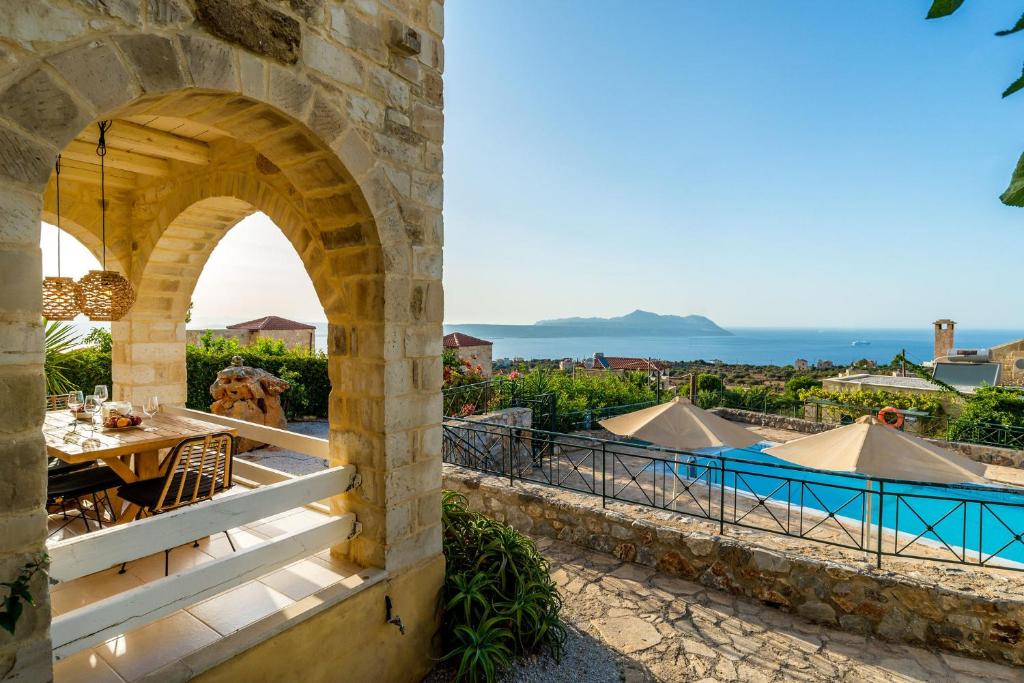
[{"left": 0, "top": 6, "right": 444, "bottom": 678}]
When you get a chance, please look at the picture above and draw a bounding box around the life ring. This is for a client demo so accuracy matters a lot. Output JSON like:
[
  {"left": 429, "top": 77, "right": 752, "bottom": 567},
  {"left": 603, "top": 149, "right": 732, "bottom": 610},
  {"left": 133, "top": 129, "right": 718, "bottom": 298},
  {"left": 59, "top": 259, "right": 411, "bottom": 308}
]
[{"left": 877, "top": 406, "right": 904, "bottom": 429}]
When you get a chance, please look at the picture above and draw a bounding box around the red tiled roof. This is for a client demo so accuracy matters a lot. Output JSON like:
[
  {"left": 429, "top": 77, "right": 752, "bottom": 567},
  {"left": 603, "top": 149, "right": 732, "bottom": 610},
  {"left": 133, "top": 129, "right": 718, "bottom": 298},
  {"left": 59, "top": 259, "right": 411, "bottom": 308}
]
[
  {"left": 443, "top": 332, "right": 493, "bottom": 348},
  {"left": 598, "top": 356, "right": 669, "bottom": 371},
  {"left": 227, "top": 316, "right": 316, "bottom": 331}
]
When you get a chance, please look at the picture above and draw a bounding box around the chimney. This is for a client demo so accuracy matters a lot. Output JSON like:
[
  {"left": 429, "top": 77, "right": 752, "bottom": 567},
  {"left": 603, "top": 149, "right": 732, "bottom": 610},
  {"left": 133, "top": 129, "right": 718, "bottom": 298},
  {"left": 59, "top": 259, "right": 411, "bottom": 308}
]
[{"left": 933, "top": 319, "right": 956, "bottom": 360}]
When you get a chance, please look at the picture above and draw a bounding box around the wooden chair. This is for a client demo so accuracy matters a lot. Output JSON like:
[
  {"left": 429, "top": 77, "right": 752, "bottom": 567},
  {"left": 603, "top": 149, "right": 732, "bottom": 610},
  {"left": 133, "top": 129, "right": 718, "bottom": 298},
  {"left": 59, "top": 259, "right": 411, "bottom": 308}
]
[
  {"left": 47, "top": 465, "right": 122, "bottom": 538},
  {"left": 116, "top": 433, "right": 235, "bottom": 575},
  {"left": 46, "top": 393, "right": 70, "bottom": 410}
]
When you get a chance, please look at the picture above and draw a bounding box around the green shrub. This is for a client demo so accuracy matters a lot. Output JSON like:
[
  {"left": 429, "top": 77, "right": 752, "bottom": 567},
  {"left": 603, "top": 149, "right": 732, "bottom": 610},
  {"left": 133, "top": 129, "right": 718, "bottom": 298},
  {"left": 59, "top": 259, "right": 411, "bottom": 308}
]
[
  {"left": 60, "top": 347, "right": 113, "bottom": 395},
  {"left": 696, "top": 373, "right": 724, "bottom": 394},
  {"left": 948, "top": 385, "right": 1024, "bottom": 441},
  {"left": 799, "top": 387, "right": 945, "bottom": 416},
  {"left": 185, "top": 344, "right": 330, "bottom": 417},
  {"left": 440, "top": 491, "right": 564, "bottom": 681},
  {"left": 784, "top": 373, "right": 821, "bottom": 399}
]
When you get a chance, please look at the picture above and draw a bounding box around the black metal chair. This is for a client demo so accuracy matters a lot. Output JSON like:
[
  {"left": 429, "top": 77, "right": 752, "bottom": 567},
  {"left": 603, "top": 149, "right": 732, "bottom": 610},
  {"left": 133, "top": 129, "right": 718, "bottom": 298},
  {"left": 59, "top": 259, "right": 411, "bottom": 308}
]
[
  {"left": 116, "top": 433, "right": 235, "bottom": 575},
  {"left": 47, "top": 465, "right": 122, "bottom": 538}
]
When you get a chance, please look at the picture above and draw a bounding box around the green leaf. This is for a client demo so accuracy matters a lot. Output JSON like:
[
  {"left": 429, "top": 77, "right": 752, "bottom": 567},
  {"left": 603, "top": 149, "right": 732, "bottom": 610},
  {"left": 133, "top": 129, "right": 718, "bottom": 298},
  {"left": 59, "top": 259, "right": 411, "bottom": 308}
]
[
  {"left": 926, "top": 0, "right": 965, "bottom": 19},
  {"left": 999, "top": 149, "right": 1024, "bottom": 206},
  {"left": 996, "top": 13, "right": 1024, "bottom": 36},
  {"left": 1004, "top": 67, "right": 1024, "bottom": 98}
]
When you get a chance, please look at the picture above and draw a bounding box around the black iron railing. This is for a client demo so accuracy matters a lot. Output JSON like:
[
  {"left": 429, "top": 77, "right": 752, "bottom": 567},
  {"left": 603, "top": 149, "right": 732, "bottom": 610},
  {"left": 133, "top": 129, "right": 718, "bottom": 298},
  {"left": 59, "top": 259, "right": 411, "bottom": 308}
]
[
  {"left": 442, "top": 378, "right": 559, "bottom": 431},
  {"left": 442, "top": 418, "right": 1024, "bottom": 572}
]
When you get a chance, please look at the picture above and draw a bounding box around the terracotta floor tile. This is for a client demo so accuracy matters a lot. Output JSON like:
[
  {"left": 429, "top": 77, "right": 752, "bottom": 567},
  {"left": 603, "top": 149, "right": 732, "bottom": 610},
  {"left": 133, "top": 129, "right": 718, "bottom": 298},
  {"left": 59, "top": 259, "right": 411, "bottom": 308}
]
[
  {"left": 259, "top": 559, "right": 348, "bottom": 601},
  {"left": 54, "top": 648, "right": 125, "bottom": 683},
  {"left": 188, "top": 580, "right": 293, "bottom": 636},
  {"left": 96, "top": 611, "right": 220, "bottom": 682}
]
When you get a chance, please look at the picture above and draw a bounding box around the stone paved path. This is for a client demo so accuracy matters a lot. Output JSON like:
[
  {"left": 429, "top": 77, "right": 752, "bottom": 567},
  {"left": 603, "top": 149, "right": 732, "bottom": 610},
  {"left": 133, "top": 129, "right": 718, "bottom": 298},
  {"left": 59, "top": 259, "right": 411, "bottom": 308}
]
[{"left": 534, "top": 536, "right": 1023, "bottom": 683}]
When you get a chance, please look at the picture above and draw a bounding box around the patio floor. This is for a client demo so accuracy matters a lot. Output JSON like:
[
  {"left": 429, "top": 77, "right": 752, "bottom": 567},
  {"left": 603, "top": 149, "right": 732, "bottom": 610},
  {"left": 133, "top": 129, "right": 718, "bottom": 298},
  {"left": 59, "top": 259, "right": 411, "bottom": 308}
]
[
  {"left": 48, "top": 486, "right": 373, "bottom": 683},
  {"left": 514, "top": 537, "right": 1022, "bottom": 682}
]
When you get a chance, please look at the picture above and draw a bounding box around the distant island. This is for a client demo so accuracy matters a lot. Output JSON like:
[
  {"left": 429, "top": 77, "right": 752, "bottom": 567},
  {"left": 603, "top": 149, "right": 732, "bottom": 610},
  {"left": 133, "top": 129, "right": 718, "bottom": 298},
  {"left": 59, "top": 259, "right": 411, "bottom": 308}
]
[{"left": 444, "top": 310, "right": 732, "bottom": 340}]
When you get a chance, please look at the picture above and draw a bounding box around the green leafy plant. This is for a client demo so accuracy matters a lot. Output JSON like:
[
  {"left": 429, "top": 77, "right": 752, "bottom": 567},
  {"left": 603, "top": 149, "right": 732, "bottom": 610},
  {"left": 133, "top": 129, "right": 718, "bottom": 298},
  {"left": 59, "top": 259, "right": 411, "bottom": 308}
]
[
  {"left": 278, "top": 365, "right": 311, "bottom": 419},
  {"left": 82, "top": 327, "right": 112, "bottom": 353},
  {"left": 925, "top": 1, "right": 1024, "bottom": 96},
  {"left": 440, "top": 491, "right": 565, "bottom": 682},
  {"left": 0, "top": 555, "right": 48, "bottom": 635},
  {"left": 43, "top": 319, "right": 80, "bottom": 396},
  {"left": 948, "top": 385, "right": 1024, "bottom": 441}
]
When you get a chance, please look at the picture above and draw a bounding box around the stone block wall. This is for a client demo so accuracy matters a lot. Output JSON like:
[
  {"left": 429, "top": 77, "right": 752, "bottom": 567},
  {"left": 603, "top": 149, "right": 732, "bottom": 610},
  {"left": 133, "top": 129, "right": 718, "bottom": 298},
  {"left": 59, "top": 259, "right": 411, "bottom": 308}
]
[
  {"left": 0, "top": 0, "right": 446, "bottom": 677},
  {"left": 444, "top": 466, "right": 1024, "bottom": 667},
  {"left": 711, "top": 407, "right": 833, "bottom": 435}
]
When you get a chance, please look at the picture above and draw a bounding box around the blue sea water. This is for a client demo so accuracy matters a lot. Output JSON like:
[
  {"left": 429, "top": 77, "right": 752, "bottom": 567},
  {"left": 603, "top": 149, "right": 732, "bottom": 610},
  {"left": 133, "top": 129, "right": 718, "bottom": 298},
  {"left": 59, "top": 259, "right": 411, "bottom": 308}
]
[
  {"left": 72, "top": 320, "right": 1024, "bottom": 367},
  {"left": 442, "top": 325, "right": 1024, "bottom": 366}
]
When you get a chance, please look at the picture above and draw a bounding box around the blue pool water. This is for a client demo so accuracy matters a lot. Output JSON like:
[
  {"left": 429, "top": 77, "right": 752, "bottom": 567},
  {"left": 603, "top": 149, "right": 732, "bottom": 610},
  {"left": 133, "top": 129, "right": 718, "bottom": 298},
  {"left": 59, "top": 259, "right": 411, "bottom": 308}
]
[{"left": 678, "top": 446, "right": 1024, "bottom": 566}]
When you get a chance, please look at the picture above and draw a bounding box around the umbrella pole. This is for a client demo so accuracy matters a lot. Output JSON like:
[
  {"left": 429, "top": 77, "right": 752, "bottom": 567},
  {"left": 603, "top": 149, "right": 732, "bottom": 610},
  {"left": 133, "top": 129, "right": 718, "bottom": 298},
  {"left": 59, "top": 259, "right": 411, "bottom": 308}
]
[{"left": 670, "top": 452, "right": 678, "bottom": 511}]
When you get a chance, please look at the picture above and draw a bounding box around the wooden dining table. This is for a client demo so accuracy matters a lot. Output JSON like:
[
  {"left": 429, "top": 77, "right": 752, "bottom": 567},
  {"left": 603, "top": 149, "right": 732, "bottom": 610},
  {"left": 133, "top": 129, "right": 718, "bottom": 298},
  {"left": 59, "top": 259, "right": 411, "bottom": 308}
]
[{"left": 44, "top": 409, "right": 237, "bottom": 523}]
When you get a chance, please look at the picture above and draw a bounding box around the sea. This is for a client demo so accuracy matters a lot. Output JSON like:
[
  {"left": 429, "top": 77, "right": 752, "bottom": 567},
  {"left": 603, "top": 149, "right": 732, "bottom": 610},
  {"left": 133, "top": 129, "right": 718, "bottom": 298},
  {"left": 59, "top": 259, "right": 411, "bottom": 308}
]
[
  {"left": 68, "top": 320, "right": 1024, "bottom": 367},
  {"left": 439, "top": 325, "right": 1024, "bottom": 367}
]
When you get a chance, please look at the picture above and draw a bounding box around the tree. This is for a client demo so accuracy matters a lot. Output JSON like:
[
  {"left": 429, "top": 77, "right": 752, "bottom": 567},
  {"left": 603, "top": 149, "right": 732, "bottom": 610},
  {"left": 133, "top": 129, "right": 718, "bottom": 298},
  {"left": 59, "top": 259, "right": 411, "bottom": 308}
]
[{"left": 925, "top": 2, "right": 1024, "bottom": 206}]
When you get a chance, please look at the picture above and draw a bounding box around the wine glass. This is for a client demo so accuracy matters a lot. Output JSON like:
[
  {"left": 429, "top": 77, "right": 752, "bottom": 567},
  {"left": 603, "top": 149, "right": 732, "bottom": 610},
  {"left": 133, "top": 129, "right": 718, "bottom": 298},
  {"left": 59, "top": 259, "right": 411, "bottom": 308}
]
[
  {"left": 142, "top": 396, "right": 159, "bottom": 431},
  {"left": 94, "top": 384, "right": 109, "bottom": 404},
  {"left": 67, "top": 391, "right": 84, "bottom": 434},
  {"left": 83, "top": 395, "right": 101, "bottom": 438}
]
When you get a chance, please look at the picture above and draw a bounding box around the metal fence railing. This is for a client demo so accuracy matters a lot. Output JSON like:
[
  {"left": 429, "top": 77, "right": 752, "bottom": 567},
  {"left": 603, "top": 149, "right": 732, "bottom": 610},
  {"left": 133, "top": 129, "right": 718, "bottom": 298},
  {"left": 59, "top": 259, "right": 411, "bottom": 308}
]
[
  {"left": 442, "top": 379, "right": 558, "bottom": 432},
  {"left": 804, "top": 400, "right": 1024, "bottom": 450},
  {"left": 442, "top": 418, "right": 1024, "bottom": 572},
  {"left": 560, "top": 400, "right": 659, "bottom": 431}
]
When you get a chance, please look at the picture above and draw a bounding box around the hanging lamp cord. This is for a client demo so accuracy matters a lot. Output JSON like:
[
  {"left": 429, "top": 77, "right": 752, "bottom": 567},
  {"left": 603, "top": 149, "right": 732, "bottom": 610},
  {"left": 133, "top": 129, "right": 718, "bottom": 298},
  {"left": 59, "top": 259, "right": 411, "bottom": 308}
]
[
  {"left": 55, "top": 155, "right": 61, "bottom": 278},
  {"left": 96, "top": 120, "right": 112, "bottom": 271}
]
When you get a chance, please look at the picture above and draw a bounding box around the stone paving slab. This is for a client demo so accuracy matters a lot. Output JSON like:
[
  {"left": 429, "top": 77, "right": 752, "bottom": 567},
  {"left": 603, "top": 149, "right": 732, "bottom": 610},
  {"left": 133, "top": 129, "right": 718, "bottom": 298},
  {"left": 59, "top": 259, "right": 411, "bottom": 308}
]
[{"left": 535, "top": 536, "right": 1023, "bottom": 683}]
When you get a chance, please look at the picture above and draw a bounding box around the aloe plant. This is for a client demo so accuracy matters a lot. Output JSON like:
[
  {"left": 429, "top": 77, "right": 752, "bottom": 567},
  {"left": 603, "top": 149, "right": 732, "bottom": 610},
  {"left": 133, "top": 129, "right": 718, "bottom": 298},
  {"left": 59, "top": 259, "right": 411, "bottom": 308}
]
[{"left": 439, "top": 491, "right": 565, "bottom": 682}]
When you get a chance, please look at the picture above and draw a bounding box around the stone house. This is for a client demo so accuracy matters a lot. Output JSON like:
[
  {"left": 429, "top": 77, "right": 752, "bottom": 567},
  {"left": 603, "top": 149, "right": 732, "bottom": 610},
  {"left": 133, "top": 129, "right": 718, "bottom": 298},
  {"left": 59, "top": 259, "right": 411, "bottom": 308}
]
[
  {"left": 576, "top": 352, "right": 669, "bottom": 378},
  {"left": 187, "top": 315, "right": 317, "bottom": 351},
  {"left": 443, "top": 331, "right": 493, "bottom": 377},
  {"left": 0, "top": 1, "right": 445, "bottom": 680},
  {"left": 794, "top": 358, "right": 809, "bottom": 370},
  {"left": 991, "top": 338, "right": 1024, "bottom": 386}
]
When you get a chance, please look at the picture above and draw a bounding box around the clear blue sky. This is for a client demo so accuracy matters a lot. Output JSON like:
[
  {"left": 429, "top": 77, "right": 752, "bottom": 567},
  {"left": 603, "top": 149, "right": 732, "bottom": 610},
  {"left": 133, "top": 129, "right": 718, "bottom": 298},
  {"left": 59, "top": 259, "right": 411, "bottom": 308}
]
[
  {"left": 442, "top": 1, "right": 1024, "bottom": 328},
  {"left": 42, "top": 2, "right": 1024, "bottom": 330}
]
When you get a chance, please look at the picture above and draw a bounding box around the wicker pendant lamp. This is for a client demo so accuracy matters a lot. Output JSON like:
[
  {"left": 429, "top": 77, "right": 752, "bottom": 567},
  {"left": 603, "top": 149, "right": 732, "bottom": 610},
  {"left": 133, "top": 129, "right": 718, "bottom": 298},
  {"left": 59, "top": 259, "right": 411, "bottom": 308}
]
[
  {"left": 77, "top": 121, "right": 135, "bottom": 322},
  {"left": 41, "top": 155, "right": 82, "bottom": 320}
]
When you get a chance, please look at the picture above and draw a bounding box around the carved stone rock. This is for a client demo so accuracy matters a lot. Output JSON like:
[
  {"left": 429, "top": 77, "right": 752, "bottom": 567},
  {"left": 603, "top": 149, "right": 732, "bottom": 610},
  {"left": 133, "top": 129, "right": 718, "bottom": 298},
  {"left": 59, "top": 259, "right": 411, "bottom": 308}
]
[
  {"left": 209, "top": 357, "right": 289, "bottom": 452},
  {"left": 194, "top": 0, "right": 300, "bottom": 64}
]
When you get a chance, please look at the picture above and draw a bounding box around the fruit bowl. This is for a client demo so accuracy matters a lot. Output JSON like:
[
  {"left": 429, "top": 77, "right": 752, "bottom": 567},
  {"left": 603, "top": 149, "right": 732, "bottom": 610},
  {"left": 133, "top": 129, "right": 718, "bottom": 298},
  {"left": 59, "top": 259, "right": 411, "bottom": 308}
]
[{"left": 101, "top": 404, "right": 144, "bottom": 430}]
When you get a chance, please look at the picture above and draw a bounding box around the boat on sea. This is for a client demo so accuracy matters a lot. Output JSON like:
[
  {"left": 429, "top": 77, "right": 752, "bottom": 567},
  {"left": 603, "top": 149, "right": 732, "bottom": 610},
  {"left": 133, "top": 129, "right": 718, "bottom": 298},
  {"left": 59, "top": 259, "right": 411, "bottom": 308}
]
[{"left": 851, "top": 340, "right": 871, "bottom": 347}]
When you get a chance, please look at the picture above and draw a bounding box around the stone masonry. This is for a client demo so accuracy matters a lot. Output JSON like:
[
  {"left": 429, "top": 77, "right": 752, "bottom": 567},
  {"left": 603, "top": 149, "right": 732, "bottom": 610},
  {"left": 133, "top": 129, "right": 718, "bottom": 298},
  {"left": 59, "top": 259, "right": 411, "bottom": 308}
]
[
  {"left": 0, "top": 1, "right": 445, "bottom": 679},
  {"left": 444, "top": 466, "right": 1024, "bottom": 668}
]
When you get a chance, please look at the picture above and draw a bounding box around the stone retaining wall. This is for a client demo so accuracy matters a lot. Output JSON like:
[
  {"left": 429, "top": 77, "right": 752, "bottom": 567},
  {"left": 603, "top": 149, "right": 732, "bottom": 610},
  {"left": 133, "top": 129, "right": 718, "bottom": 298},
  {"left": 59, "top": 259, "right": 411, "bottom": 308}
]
[
  {"left": 711, "top": 407, "right": 832, "bottom": 435},
  {"left": 715, "top": 407, "right": 1024, "bottom": 469},
  {"left": 443, "top": 465, "right": 1024, "bottom": 666}
]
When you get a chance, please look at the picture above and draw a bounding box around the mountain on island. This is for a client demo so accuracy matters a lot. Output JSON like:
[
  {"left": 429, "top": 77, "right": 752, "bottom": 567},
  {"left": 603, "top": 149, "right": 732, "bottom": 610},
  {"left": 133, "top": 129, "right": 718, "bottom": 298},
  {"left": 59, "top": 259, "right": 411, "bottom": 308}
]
[{"left": 534, "top": 310, "right": 731, "bottom": 337}]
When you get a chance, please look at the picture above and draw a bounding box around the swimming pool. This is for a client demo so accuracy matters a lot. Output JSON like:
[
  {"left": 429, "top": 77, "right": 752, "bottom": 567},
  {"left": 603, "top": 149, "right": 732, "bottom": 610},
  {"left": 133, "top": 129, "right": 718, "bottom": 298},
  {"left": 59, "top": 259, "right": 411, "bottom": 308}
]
[{"left": 678, "top": 445, "right": 1024, "bottom": 567}]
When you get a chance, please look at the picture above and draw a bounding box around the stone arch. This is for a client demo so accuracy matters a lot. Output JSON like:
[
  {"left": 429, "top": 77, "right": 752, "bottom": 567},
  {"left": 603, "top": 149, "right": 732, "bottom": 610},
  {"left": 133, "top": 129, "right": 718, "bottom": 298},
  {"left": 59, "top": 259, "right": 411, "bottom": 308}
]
[{"left": 0, "top": 10, "right": 444, "bottom": 675}]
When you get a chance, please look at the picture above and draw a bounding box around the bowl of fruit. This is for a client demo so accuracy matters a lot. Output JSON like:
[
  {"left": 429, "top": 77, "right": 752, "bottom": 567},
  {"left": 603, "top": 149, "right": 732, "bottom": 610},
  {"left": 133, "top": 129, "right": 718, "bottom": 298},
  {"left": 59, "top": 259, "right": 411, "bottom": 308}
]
[{"left": 100, "top": 402, "right": 144, "bottom": 430}]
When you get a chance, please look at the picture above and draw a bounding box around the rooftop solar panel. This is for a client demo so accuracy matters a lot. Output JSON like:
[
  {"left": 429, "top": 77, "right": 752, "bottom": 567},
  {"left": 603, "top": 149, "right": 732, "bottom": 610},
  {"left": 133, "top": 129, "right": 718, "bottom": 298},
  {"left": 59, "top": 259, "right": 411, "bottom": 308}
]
[{"left": 932, "top": 362, "right": 1001, "bottom": 389}]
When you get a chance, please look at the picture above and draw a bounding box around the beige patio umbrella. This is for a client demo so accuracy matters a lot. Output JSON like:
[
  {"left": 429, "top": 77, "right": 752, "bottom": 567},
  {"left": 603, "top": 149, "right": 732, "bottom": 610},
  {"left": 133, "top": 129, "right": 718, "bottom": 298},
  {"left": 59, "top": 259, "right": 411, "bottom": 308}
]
[
  {"left": 598, "top": 397, "right": 762, "bottom": 451},
  {"left": 762, "top": 415, "right": 987, "bottom": 484},
  {"left": 763, "top": 415, "right": 988, "bottom": 557},
  {"left": 599, "top": 397, "right": 762, "bottom": 513}
]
